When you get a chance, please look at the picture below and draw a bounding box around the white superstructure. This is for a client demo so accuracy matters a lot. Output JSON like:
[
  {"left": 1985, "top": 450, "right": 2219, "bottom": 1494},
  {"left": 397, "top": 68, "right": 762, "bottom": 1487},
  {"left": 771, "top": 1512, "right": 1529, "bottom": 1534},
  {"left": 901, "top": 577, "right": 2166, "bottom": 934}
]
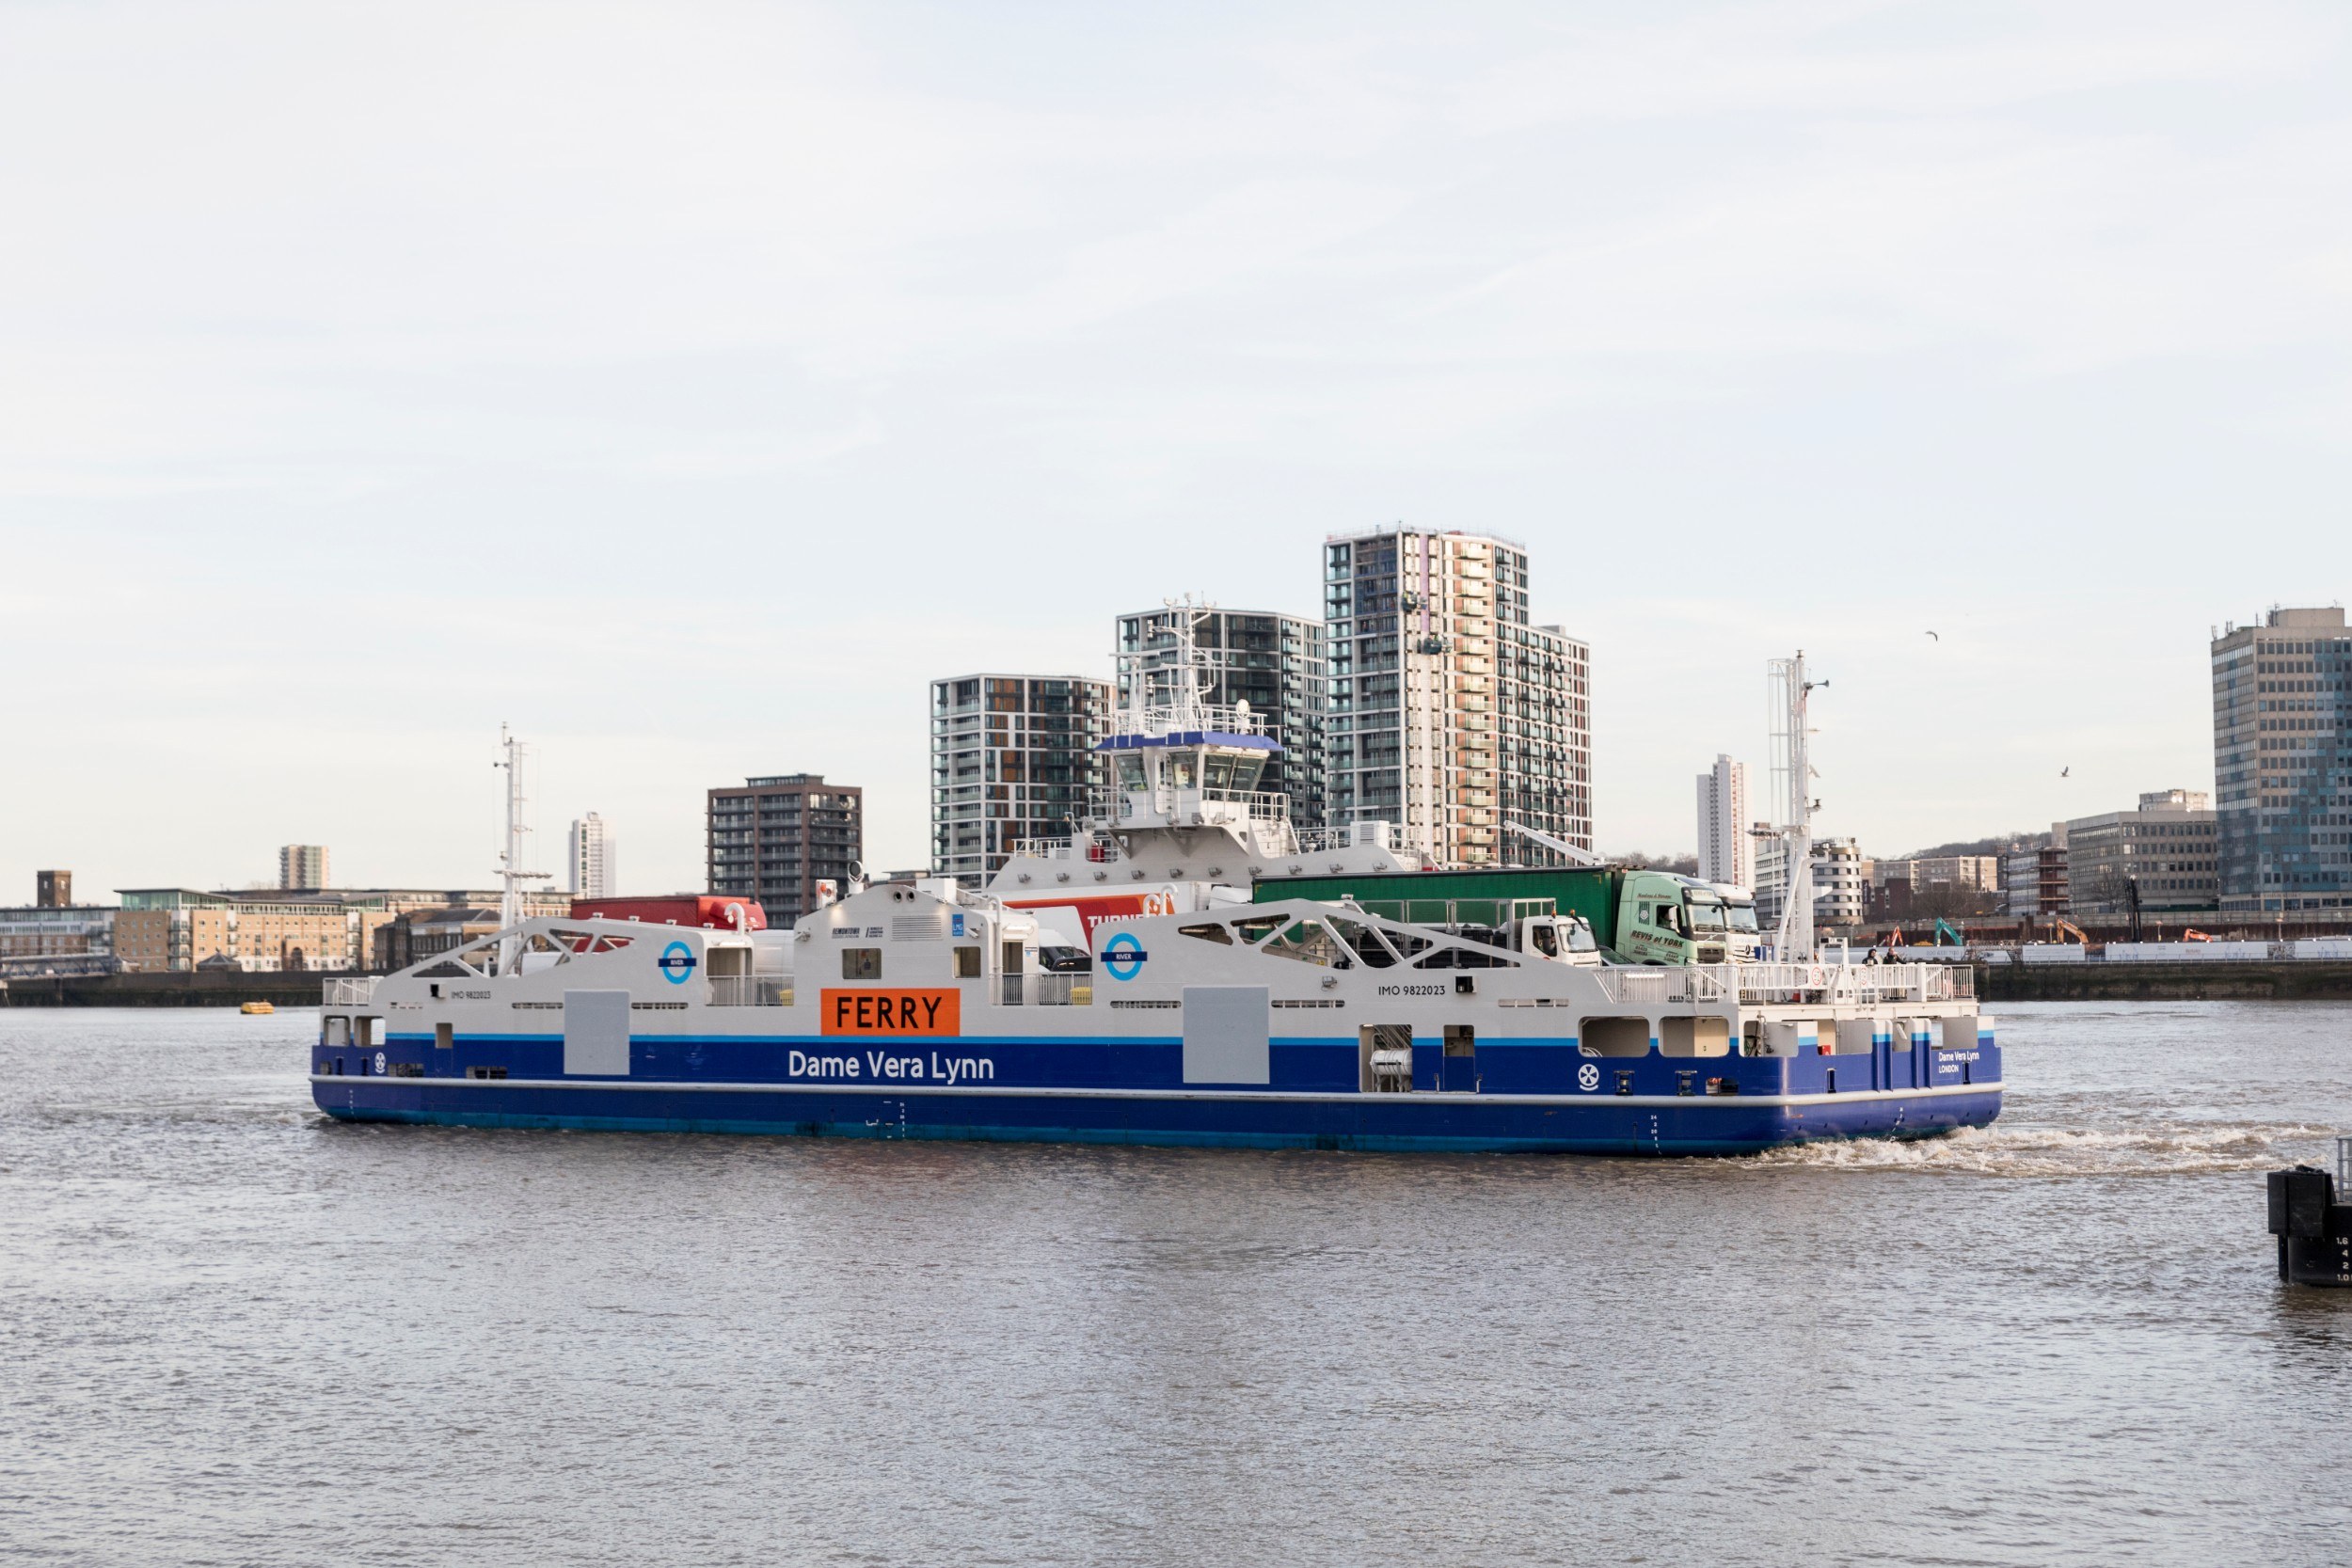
[{"left": 989, "top": 604, "right": 1421, "bottom": 944}]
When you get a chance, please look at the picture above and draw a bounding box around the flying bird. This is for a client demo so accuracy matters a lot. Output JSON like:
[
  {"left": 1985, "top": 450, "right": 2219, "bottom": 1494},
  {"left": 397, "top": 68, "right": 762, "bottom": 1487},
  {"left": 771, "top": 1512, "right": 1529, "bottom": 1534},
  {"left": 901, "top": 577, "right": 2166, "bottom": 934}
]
[
  {"left": 2061, "top": 767, "right": 2071, "bottom": 778},
  {"left": 1925, "top": 630, "right": 1940, "bottom": 641}
]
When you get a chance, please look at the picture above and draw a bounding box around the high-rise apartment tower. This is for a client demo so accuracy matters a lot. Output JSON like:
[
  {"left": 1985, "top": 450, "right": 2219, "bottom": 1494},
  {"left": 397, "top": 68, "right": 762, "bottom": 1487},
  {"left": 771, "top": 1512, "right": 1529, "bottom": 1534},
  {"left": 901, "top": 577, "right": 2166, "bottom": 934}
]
[
  {"left": 1694, "top": 755, "right": 1752, "bottom": 888},
  {"left": 930, "top": 675, "right": 1114, "bottom": 881},
  {"left": 567, "top": 813, "right": 616, "bottom": 899},
  {"left": 2212, "top": 606, "right": 2350, "bottom": 913},
  {"left": 707, "top": 775, "right": 862, "bottom": 926},
  {"left": 1322, "top": 528, "right": 1590, "bottom": 867},
  {"left": 279, "top": 845, "right": 328, "bottom": 890}
]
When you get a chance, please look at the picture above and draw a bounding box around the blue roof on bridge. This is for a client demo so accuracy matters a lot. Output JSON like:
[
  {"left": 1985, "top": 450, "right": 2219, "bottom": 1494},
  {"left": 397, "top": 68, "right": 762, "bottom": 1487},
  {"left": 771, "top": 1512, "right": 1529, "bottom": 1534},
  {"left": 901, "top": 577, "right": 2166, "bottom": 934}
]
[{"left": 1096, "top": 731, "right": 1282, "bottom": 753}]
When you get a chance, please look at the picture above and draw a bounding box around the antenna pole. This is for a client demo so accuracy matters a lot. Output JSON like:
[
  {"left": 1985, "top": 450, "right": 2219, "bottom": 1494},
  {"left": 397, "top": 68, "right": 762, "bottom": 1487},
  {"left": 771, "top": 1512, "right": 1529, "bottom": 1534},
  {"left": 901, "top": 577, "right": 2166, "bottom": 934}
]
[
  {"left": 493, "top": 723, "right": 552, "bottom": 975},
  {"left": 1770, "top": 653, "right": 1818, "bottom": 960}
]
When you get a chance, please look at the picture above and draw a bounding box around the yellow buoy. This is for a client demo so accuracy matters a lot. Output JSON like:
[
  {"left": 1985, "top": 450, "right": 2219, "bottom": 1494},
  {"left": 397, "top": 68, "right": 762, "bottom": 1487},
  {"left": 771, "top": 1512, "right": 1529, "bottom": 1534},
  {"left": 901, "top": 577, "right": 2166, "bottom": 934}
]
[{"left": 240, "top": 1001, "right": 275, "bottom": 1016}]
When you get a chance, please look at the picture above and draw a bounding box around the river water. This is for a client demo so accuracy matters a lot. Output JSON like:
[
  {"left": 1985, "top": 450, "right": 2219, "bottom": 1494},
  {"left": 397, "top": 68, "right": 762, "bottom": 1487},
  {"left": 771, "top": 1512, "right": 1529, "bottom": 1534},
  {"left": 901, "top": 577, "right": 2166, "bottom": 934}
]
[{"left": 3, "top": 1004, "right": 2348, "bottom": 1566}]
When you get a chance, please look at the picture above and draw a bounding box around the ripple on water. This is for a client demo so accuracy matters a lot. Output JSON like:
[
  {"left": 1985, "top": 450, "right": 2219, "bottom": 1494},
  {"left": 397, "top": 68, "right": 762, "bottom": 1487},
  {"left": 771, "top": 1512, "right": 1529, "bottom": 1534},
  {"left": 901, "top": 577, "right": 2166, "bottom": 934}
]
[{"left": 1751, "top": 1118, "right": 2343, "bottom": 1177}]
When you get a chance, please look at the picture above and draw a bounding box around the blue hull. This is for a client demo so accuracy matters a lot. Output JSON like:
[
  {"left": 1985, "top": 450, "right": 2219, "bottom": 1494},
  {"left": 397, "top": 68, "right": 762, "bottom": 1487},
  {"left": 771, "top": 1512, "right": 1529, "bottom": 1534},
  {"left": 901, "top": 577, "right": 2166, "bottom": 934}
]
[
  {"left": 310, "top": 1027, "right": 2000, "bottom": 1155},
  {"left": 311, "top": 1077, "right": 2001, "bottom": 1155}
]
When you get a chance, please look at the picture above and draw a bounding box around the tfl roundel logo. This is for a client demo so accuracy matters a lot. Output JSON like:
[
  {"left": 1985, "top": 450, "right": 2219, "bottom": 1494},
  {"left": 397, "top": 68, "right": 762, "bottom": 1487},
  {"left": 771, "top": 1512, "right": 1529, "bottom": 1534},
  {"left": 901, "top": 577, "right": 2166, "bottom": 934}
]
[
  {"left": 1577, "top": 1063, "right": 1600, "bottom": 1092},
  {"left": 1101, "top": 931, "right": 1148, "bottom": 982},
  {"left": 658, "top": 941, "right": 698, "bottom": 985}
]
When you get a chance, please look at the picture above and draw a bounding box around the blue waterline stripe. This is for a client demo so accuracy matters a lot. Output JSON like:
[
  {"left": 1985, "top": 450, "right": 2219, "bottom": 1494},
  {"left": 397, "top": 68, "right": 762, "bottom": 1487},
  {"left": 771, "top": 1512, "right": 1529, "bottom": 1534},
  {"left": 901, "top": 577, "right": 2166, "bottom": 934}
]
[{"left": 310, "top": 1074, "right": 2000, "bottom": 1110}]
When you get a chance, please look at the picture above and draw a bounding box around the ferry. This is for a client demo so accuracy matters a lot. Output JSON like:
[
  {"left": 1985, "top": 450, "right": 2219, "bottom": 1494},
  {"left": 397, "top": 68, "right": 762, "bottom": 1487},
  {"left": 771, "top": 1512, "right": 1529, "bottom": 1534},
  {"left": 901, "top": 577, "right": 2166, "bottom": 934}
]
[{"left": 311, "top": 643, "right": 1998, "bottom": 1155}]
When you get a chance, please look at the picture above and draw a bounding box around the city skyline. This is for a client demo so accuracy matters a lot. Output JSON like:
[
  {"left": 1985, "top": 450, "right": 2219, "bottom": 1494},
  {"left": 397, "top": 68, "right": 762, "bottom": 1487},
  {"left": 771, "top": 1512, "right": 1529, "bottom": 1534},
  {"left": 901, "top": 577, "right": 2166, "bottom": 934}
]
[
  {"left": 0, "top": 575, "right": 2326, "bottom": 900},
  {"left": 8, "top": 2, "right": 2350, "bottom": 894}
]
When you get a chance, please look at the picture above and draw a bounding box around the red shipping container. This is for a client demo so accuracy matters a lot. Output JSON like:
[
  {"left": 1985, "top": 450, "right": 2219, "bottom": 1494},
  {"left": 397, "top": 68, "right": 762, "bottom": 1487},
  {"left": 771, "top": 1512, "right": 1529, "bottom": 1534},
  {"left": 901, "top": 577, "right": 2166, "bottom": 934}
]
[{"left": 568, "top": 894, "right": 767, "bottom": 931}]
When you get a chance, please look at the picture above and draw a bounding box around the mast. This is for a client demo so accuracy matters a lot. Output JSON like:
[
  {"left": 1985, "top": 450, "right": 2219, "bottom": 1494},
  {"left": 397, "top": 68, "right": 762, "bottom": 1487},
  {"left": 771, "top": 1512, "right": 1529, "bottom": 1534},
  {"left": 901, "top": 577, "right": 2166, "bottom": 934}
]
[
  {"left": 1768, "top": 653, "right": 1822, "bottom": 960},
  {"left": 493, "top": 722, "right": 551, "bottom": 974}
]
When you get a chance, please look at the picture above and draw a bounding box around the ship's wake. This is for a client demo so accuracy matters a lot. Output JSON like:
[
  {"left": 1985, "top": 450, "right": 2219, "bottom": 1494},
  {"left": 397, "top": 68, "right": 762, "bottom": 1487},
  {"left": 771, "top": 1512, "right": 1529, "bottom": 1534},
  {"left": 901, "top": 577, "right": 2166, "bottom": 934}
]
[{"left": 1745, "top": 1118, "right": 2339, "bottom": 1177}]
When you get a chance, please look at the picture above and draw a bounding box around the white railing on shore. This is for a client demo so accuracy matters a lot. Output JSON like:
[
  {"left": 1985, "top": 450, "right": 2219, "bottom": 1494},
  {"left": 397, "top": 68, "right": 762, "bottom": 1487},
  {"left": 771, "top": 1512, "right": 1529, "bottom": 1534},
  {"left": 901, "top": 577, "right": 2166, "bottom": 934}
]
[{"left": 322, "top": 976, "right": 378, "bottom": 1006}]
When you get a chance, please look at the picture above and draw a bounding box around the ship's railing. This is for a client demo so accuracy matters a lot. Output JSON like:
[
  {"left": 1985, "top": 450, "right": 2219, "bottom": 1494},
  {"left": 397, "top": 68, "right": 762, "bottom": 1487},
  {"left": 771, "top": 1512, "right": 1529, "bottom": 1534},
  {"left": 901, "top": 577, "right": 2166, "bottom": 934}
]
[
  {"left": 1677, "top": 966, "right": 1734, "bottom": 1004},
  {"left": 1122, "top": 702, "right": 1273, "bottom": 739},
  {"left": 1731, "top": 962, "right": 1972, "bottom": 1006},
  {"left": 709, "top": 976, "right": 793, "bottom": 1007},
  {"left": 323, "top": 976, "right": 379, "bottom": 1006},
  {"left": 1104, "top": 785, "right": 1292, "bottom": 826},
  {"left": 1007, "top": 841, "right": 1087, "bottom": 864},
  {"left": 1597, "top": 967, "right": 1671, "bottom": 1005},
  {"left": 1297, "top": 821, "right": 1405, "bottom": 855},
  {"left": 1037, "top": 974, "right": 1089, "bottom": 1006},
  {"left": 997, "top": 974, "right": 1090, "bottom": 1006},
  {"left": 1597, "top": 966, "right": 1735, "bottom": 1005}
]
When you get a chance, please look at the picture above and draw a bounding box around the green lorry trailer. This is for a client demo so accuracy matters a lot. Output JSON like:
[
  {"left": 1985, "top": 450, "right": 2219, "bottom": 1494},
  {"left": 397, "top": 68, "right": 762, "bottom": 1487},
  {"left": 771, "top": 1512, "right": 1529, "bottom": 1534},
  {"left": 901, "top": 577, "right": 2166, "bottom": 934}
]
[{"left": 1251, "top": 865, "right": 1759, "bottom": 965}]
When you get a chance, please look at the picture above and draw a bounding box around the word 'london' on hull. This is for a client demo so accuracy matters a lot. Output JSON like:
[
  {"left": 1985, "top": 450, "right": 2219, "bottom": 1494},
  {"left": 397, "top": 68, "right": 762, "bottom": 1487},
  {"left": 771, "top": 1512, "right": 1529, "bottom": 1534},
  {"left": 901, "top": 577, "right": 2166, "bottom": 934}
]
[{"left": 312, "top": 880, "right": 2001, "bottom": 1159}]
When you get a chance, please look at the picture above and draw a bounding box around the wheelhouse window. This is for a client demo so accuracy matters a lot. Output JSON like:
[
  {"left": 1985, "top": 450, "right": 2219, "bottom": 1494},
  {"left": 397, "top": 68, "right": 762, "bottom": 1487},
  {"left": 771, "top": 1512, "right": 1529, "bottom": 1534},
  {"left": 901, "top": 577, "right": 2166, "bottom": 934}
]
[{"left": 841, "top": 947, "right": 881, "bottom": 979}]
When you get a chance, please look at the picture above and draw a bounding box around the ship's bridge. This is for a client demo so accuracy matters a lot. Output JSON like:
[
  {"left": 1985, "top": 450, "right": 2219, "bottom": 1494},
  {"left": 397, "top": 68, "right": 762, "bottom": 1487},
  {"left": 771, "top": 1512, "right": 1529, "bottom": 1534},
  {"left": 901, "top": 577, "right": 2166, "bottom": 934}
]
[{"left": 1099, "top": 705, "right": 1285, "bottom": 839}]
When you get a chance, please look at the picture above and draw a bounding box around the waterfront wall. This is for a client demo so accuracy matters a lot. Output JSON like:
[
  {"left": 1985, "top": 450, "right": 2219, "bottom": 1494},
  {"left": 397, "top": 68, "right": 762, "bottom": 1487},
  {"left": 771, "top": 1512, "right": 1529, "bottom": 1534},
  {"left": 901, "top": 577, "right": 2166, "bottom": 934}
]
[
  {"left": 1979, "top": 960, "right": 2352, "bottom": 1002},
  {"left": 0, "top": 972, "right": 332, "bottom": 1007}
]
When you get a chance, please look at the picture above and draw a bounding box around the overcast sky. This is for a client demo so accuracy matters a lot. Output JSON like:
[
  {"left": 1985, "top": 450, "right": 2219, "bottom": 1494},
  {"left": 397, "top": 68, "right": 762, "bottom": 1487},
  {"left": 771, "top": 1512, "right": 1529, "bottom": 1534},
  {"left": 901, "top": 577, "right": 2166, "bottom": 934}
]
[{"left": 5, "top": 0, "right": 2349, "bottom": 898}]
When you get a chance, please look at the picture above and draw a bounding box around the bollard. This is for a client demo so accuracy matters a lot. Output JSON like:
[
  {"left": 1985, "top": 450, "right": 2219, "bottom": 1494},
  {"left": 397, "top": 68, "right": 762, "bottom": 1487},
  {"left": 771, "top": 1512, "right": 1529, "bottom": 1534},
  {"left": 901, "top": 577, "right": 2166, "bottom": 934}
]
[{"left": 2266, "top": 1148, "right": 2352, "bottom": 1287}]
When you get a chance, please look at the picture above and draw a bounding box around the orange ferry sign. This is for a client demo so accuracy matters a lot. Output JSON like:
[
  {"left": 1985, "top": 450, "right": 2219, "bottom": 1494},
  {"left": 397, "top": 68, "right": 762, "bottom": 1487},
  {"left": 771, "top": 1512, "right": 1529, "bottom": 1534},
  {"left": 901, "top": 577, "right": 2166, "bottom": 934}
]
[{"left": 820, "top": 989, "right": 961, "bottom": 1037}]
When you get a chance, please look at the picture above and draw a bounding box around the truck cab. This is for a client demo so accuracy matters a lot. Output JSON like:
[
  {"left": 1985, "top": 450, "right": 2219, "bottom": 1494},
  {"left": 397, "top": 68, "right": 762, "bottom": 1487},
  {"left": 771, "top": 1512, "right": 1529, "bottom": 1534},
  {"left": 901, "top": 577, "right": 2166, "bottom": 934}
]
[
  {"left": 1512, "top": 912, "right": 1603, "bottom": 967},
  {"left": 1709, "top": 882, "right": 1761, "bottom": 961},
  {"left": 1615, "top": 872, "right": 1730, "bottom": 966}
]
